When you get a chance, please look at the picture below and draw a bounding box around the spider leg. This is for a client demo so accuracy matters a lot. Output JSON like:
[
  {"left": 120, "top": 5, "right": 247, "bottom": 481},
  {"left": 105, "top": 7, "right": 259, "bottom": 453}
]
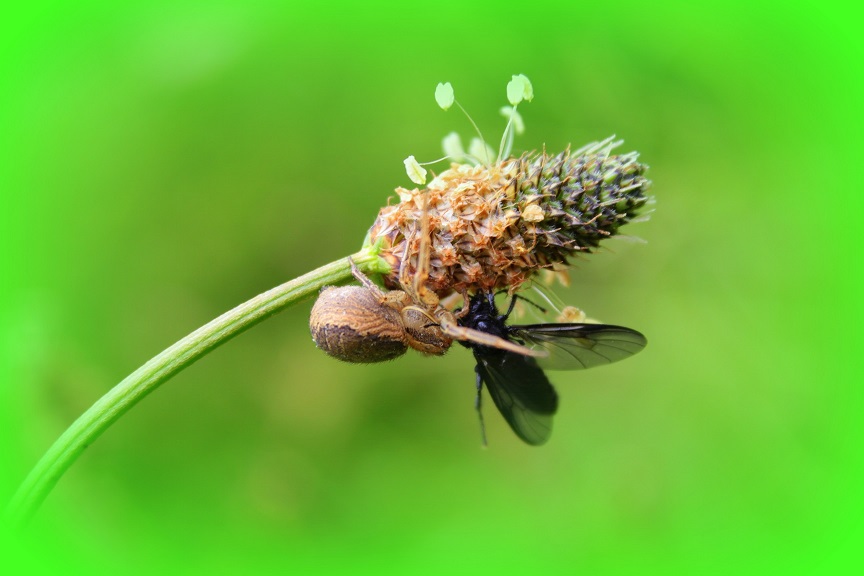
[
  {"left": 438, "top": 314, "right": 548, "bottom": 358},
  {"left": 438, "top": 291, "right": 463, "bottom": 311},
  {"left": 453, "top": 290, "right": 472, "bottom": 319},
  {"left": 397, "top": 227, "right": 415, "bottom": 291},
  {"left": 349, "top": 258, "right": 385, "bottom": 297},
  {"left": 413, "top": 193, "right": 429, "bottom": 295},
  {"left": 411, "top": 192, "right": 439, "bottom": 308}
]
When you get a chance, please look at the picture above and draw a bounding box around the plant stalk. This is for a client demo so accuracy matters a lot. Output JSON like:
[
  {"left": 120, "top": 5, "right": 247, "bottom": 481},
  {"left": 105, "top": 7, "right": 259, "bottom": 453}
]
[{"left": 4, "top": 248, "right": 387, "bottom": 530}]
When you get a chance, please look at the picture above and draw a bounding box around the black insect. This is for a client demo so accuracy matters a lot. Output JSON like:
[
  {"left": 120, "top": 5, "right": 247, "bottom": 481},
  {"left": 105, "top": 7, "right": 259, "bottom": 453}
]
[{"left": 457, "top": 291, "right": 647, "bottom": 445}]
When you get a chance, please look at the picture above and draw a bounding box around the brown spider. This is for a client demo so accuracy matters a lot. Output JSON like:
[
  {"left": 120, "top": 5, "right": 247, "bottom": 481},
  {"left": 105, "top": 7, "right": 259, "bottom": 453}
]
[{"left": 309, "top": 193, "right": 545, "bottom": 363}]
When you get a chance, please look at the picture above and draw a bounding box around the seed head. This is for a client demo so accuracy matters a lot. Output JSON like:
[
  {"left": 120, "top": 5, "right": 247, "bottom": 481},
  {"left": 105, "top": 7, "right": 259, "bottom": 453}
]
[{"left": 367, "top": 137, "right": 652, "bottom": 296}]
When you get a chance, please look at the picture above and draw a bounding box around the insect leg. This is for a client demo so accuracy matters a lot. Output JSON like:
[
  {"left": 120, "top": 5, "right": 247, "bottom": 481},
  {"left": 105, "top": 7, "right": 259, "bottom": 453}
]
[
  {"left": 499, "top": 292, "right": 547, "bottom": 321},
  {"left": 500, "top": 293, "right": 517, "bottom": 320},
  {"left": 513, "top": 294, "right": 548, "bottom": 315},
  {"left": 486, "top": 291, "right": 544, "bottom": 322},
  {"left": 475, "top": 365, "right": 488, "bottom": 447}
]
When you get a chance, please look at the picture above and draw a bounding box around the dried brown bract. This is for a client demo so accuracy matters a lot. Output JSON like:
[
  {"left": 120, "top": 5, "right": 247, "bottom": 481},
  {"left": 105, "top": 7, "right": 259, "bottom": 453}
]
[{"left": 367, "top": 139, "right": 652, "bottom": 298}]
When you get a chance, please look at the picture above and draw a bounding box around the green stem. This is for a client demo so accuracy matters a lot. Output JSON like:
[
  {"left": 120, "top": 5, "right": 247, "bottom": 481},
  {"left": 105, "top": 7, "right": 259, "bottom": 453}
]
[{"left": 4, "top": 247, "right": 389, "bottom": 530}]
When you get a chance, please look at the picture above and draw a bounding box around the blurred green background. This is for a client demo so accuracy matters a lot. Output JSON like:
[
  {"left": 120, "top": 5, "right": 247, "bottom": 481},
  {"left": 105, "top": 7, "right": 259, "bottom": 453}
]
[{"left": 2, "top": 1, "right": 861, "bottom": 574}]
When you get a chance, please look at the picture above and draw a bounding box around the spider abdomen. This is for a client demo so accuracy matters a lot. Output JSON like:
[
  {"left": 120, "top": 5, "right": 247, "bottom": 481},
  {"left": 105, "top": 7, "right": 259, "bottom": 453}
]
[{"left": 310, "top": 286, "right": 408, "bottom": 363}]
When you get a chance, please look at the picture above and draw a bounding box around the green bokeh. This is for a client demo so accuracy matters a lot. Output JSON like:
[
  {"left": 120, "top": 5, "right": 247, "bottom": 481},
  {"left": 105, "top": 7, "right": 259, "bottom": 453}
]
[{"left": 2, "top": 1, "right": 861, "bottom": 574}]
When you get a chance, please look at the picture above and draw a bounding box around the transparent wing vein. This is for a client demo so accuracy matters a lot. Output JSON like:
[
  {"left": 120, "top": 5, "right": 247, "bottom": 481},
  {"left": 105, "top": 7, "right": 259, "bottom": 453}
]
[{"left": 511, "top": 324, "right": 647, "bottom": 371}]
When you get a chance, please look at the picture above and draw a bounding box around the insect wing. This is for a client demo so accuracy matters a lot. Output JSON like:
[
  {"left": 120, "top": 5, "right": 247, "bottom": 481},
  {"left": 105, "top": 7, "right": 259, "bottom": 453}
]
[
  {"left": 510, "top": 324, "right": 647, "bottom": 371},
  {"left": 475, "top": 350, "right": 558, "bottom": 445}
]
